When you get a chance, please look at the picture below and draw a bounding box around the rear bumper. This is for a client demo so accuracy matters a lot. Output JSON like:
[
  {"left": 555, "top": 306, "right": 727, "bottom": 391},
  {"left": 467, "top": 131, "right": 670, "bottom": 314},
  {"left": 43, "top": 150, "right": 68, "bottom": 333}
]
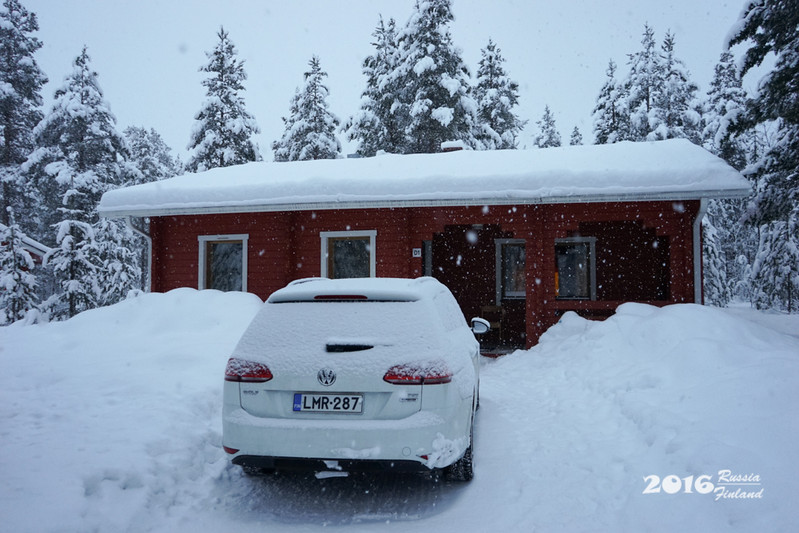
[
  {"left": 222, "top": 405, "right": 471, "bottom": 470},
  {"left": 232, "top": 455, "right": 431, "bottom": 473}
]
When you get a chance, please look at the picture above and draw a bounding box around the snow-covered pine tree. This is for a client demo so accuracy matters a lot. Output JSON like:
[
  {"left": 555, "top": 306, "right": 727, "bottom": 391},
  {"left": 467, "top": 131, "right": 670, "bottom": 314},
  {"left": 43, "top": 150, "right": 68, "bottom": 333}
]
[
  {"left": 700, "top": 51, "right": 756, "bottom": 307},
  {"left": 749, "top": 215, "right": 799, "bottom": 312},
  {"left": 533, "top": 105, "right": 561, "bottom": 148},
  {"left": 186, "top": 27, "right": 260, "bottom": 172},
  {"left": 121, "top": 126, "right": 177, "bottom": 295},
  {"left": 94, "top": 217, "right": 141, "bottom": 306},
  {"left": 624, "top": 24, "right": 664, "bottom": 141},
  {"left": 273, "top": 56, "right": 341, "bottom": 162},
  {"left": 124, "top": 126, "right": 182, "bottom": 184},
  {"left": 569, "top": 126, "right": 583, "bottom": 146},
  {"left": 727, "top": 0, "right": 799, "bottom": 311},
  {"left": 43, "top": 190, "right": 99, "bottom": 320},
  {"left": 472, "top": 38, "right": 525, "bottom": 150},
  {"left": 344, "top": 16, "right": 405, "bottom": 157},
  {"left": 702, "top": 200, "right": 731, "bottom": 307},
  {"left": 702, "top": 51, "right": 749, "bottom": 170},
  {"left": 0, "top": 207, "right": 38, "bottom": 323},
  {"left": 592, "top": 59, "right": 630, "bottom": 144},
  {"left": 23, "top": 47, "right": 140, "bottom": 314},
  {"left": 389, "top": 0, "right": 478, "bottom": 153},
  {"left": 0, "top": 0, "right": 47, "bottom": 228},
  {"left": 651, "top": 31, "right": 701, "bottom": 142},
  {"left": 728, "top": 0, "right": 799, "bottom": 227},
  {"left": 24, "top": 46, "right": 129, "bottom": 237}
]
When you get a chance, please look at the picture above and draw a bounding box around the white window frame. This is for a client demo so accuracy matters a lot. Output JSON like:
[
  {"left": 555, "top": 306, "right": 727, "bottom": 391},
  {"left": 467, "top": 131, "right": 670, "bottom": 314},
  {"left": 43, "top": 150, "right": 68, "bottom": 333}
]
[
  {"left": 555, "top": 236, "right": 597, "bottom": 300},
  {"left": 495, "top": 238, "right": 526, "bottom": 304},
  {"left": 198, "top": 234, "right": 249, "bottom": 291},
  {"left": 320, "top": 230, "right": 377, "bottom": 279}
]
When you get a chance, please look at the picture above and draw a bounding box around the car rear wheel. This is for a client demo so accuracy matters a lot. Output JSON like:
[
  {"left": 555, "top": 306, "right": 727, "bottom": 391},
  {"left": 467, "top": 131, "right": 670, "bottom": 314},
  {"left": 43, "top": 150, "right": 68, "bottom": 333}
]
[{"left": 444, "top": 416, "right": 474, "bottom": 481}]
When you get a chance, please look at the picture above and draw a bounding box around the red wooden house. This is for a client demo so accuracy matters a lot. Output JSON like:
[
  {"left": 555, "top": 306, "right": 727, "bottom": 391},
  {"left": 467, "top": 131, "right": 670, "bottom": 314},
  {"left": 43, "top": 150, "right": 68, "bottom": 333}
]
[
  {"left": 0, "top": 223, "right": 52, "bottom": 265},
  {"left": 99, "top": 139, "right": 749, "bottom": 349}
]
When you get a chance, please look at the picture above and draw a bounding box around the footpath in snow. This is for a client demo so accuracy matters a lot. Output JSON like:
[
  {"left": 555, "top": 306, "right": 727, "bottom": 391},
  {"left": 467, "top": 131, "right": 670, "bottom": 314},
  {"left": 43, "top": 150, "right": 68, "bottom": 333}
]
[{"left": 1, "top": 289, "right": 797, "bottom": 532}]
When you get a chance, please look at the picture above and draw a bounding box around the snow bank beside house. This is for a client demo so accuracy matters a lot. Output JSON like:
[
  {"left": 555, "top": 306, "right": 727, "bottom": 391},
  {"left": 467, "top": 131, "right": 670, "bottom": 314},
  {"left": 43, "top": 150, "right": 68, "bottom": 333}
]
[
  {"left": 0, "top": 289, "right": 264, "bottom": 532},
  {"left": 478, "top": 303, "right": 799, "bottom": 531},
  {"left": 0, "top": 291, "right": 797, "bottom": 532}
]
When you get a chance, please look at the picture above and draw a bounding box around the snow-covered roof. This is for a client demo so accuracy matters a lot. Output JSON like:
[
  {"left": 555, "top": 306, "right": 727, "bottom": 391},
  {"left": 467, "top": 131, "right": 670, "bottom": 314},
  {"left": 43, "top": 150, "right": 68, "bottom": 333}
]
[
  {"left": 0, "top": 223, "right": 53, "bottom": 258},
  {"left": 98, "top": 139, "right": 750, "bottom": 218}
]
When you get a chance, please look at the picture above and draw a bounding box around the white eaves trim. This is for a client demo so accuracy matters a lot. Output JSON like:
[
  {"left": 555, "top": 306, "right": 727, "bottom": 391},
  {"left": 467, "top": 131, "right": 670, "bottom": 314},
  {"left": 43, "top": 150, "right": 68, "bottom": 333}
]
[{"left": 99, "top": 188, "right": 751, "bottom": 219}]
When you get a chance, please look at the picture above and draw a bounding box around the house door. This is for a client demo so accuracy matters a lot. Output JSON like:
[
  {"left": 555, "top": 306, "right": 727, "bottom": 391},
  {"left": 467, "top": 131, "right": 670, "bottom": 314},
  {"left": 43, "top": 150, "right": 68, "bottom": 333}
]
[{"left": 430, "top": 224, "right": 526, "bottom": 350}]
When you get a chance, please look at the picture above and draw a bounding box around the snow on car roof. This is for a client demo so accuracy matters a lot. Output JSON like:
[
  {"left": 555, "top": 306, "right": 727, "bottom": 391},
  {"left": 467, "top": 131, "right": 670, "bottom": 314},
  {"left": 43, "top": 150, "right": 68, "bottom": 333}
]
[
  {"left": 267, "top": 277, "right": 443, "bottom": 303},
  {"left": 98, "top": 139, "right": 750, "bottom": 218}
]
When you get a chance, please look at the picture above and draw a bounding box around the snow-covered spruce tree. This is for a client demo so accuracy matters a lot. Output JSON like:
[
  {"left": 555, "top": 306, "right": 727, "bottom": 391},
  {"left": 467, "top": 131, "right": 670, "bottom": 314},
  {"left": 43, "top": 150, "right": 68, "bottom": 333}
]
[
  {"left": 703, "top": 193, "right": 759, "bottom": 307},
  {"left": 728, "top": 0, "right": 799, "bottom": 227},
  {"left": 186, "top": 27, "right": 260, "bottom": 172},
  {"left": 702, "top": 200, "right": 731, "bottom": 307},
  {"left": 94, "top": 217, "right": 141, "bottom": 306},
  {"left": 700, "top": 51, "right": 756, "bottom": 306},
  {"left": 389, "top": 0, "right": 478, "bottom": 153},
  {"left": 702, "top": 51, "right": 749, "bottom": 170},
  {"left": 42, "top": 185, "right": 100, "bottom": 320},
  {"left": 624, "top": 24, "right": 664, "bottom": 142},
  {"left": 533, "top": 105, "right": 561, "bottom": 148},
  {"left": 0, "top": 207, "right": 38, "bottom": 323},
  {"left": 750, "top": 214, "right": 799, "bottom": 312},
  {"left": 25, "top": 46, "right": 129, "bottom": 236},
  {"left": 24, "top": 47, "right": 140, "bottom": 313},
  {"left": 121, "top": 126, "right": 177, "bottom": 293},
  {"left": 124, "top": 126, "right": 182, "bottom": 184},
  {"left": 651, "top": 31, "right": 701, "bottom": 143},
  {"left": 727, "top": 0, "right": 799, "bottom": 311},
  {"left": 0, "top": 0, "right": 47, "bottom": 228},
  {"left": 273, "top": 56, "right": 341, "bottom": 162},
  {"left": 472, "top": 38, "right": 525, "bottom": 150},
  {"left": 569, "top": 126, "right": 583, "bottom": 146},
  {"left": 592, "top": 59, "right": 630, "bottom": 144},
  {"left": 344, "top": 16, "right": 405, "bottom": 157}
]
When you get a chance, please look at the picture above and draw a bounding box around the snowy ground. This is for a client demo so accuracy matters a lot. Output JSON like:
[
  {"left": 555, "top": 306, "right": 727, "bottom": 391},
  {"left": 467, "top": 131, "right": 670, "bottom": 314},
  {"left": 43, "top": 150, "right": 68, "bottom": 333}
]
[{"left": 1, "top": 289, "right": 797, "bottom": 532}]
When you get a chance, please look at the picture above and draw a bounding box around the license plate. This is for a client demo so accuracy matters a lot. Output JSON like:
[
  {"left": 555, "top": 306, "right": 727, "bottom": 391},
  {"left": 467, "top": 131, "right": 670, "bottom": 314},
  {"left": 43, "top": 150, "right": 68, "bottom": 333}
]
[{"left": 293, "top": 393, "right": 363, "bottom": 413}]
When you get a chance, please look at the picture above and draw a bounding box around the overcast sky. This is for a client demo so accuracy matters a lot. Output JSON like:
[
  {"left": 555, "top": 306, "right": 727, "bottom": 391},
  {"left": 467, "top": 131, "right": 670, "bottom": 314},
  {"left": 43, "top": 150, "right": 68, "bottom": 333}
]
[{"left": 25, "top": 0, "right": 748, "bottom": 160}]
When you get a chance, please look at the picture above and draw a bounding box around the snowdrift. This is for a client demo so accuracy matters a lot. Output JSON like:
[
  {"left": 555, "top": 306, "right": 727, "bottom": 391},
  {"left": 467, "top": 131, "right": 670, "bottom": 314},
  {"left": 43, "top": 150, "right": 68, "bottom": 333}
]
[{"left": 1, "top": 291, "right": 797, "bottom": 532}]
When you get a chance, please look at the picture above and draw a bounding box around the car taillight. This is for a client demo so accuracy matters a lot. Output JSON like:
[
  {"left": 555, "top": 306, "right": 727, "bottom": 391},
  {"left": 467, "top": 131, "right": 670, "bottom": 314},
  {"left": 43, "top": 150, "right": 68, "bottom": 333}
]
[
  {"left": 225, "top": 357, "right": 273, "bottom": 382},
  {"left": 383, "top": 361, "right": 452, "bottom": 385}
]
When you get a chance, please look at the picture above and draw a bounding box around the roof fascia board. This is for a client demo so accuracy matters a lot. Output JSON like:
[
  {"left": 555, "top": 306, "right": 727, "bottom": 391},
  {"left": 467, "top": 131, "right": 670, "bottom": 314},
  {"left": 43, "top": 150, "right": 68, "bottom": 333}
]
[{"left": 100, "top": 188, "right": 752, "bottom": 219}]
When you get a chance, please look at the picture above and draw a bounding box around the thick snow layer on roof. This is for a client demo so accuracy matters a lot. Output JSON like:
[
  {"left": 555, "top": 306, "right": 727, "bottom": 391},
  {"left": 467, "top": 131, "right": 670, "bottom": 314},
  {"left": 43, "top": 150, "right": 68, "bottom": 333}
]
[
  {"left": 0, "top": 223, "right": 53, "bottom": 257},
  {"left": 99, "top": 139, "right": 750, "bottom": 217}
]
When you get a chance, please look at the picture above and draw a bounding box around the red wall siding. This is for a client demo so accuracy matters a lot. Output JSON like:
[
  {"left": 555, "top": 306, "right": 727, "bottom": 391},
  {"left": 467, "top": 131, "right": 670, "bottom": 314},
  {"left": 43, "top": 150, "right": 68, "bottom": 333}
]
[
  {"left": 149, "top": 200, "right": 700, "bottom": 346},
  {"left": 151, "top": 212, "right": 293, "bottom": 297}
]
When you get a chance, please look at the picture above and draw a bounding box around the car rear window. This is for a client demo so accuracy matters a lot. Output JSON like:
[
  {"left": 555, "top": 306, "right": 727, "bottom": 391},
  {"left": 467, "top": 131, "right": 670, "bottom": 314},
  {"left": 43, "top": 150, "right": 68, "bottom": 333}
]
[{"left": 243, "top": 300, "right": 446, "bottom": 352}]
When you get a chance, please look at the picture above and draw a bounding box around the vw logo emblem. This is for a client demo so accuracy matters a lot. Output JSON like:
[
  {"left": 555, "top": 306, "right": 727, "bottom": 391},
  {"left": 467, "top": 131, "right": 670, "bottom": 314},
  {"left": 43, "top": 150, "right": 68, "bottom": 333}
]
[{"left": 317, "top": 368, "right": 336, "bottom": 387}]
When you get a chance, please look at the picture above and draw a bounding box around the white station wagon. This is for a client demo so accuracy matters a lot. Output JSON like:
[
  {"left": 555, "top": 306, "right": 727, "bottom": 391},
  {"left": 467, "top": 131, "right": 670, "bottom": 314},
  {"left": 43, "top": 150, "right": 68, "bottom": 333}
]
[{"left": 222, "top": 277, "right": 487, "bottom": 480}]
